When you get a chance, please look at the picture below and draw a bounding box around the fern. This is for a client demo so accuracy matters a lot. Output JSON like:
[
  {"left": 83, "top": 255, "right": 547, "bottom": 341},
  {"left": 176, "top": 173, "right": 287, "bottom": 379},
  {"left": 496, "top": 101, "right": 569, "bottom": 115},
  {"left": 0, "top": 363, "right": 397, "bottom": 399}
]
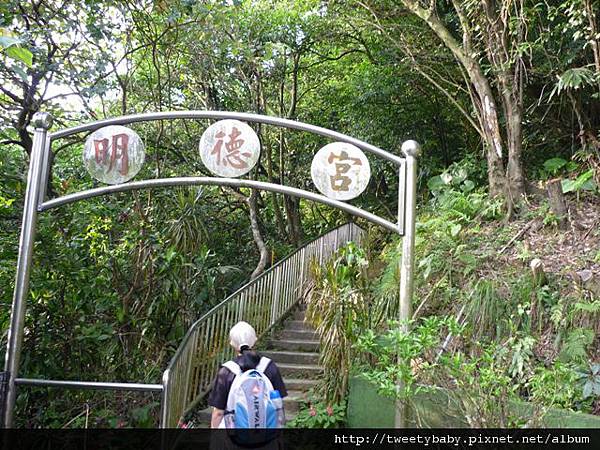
[{"left": 558, "top": 328, "right": 594, "bottom": 363}]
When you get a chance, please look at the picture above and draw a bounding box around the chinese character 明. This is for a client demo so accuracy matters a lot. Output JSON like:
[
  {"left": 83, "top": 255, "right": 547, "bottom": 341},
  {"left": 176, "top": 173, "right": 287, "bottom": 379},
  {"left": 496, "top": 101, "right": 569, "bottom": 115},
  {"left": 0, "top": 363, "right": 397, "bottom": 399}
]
[
  {"left": 211, "top": 127, "right": 252, "bottom": 169},
  {"left": 93, "top": 133, "right": 130, "bottom": 176},
  {"left": 328, "top": 150, "right": 362, "bottom": 192}
]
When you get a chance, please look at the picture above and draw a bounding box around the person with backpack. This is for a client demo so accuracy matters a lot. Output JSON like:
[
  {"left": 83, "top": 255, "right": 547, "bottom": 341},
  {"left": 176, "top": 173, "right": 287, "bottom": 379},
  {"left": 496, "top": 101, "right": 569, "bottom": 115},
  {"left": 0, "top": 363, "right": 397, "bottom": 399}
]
[{"left": 208, "top": 321, "right": 287, "bottom": 433}]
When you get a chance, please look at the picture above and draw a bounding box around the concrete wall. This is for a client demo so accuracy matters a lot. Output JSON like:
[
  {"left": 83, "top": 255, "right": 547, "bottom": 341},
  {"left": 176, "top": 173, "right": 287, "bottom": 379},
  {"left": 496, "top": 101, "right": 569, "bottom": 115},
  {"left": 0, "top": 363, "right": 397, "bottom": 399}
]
[{"left": 347, "top": 377, "right": 600, "bottom": 428}]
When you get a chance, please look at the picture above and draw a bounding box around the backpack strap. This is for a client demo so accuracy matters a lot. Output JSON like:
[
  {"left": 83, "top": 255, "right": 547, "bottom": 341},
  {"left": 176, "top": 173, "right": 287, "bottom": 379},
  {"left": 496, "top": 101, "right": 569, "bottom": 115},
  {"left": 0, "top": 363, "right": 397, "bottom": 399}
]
[
  {"left": 222, "top": 360, "right": 242, "bottom": 376},
  {"left": 255, "top": 357, "right": 271, "bottom": 374}
]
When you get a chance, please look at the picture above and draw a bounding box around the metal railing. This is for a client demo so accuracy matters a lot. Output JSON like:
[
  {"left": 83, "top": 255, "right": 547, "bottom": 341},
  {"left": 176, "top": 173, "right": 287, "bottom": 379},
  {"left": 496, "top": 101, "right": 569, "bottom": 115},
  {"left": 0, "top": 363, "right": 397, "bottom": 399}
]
[{"left": 159, "top": 222, "right": 364, "bottom": 427}]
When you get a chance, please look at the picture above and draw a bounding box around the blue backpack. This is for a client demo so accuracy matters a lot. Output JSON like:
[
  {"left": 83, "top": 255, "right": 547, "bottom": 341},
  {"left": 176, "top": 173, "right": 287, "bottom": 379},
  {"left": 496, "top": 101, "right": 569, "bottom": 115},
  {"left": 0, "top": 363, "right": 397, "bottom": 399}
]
[
  {"left": 222, "top": 357, "right": 281, "bottom": 445},
  {"left": 223, "top": 356, "right": 279, "bottom": 429}
]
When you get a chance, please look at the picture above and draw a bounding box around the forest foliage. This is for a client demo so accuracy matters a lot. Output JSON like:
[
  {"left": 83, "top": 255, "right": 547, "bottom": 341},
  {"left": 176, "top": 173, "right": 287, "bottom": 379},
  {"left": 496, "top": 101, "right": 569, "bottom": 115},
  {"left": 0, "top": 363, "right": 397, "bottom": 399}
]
[{"left": 0, "top": 0, "right": 599, "bottom": 427}]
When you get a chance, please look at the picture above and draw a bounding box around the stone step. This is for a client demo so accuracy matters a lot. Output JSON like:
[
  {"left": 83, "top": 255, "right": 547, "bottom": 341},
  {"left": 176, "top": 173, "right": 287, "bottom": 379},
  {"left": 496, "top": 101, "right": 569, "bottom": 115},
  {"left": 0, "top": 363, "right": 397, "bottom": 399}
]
[
  {"left": 286, "top": 409, "right": 298, "bottom": 424},
  {"left": 292, "top": 310, "right": 307, "bottom": 320},
  {"left": 285, "top": 320, "right": 312, "bottom": 331},
  {"left": 261, "top": 350, "right": 320, "bottom": 365},
  {"left": 278, "top": 362, "right": 323, "bottom": 378},
  {"left": 189, "top": 391, "right": 306, "bottom": 427},
  {"left": 284, "top": 377, "right": 318, "bottom": 391},
  {"left": 268, "top": 338, "right": 319, "bottom": 352},
  {"left": 193, "top": 407, "right": 212, "bottom": 424},
  {"left": 279, "top": 329, "right": 318, "bottom": 341},
  {"left": 283, "top": 390, "right": 307, "bottom": 414}
]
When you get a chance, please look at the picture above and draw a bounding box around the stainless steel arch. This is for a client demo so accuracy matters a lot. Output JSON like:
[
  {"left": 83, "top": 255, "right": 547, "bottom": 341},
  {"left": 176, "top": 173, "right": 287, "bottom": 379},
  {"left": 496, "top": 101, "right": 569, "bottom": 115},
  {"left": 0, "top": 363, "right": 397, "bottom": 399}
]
[
  {"left": 48, "top": 110, "right": 404, "bottom": 166},
  {"left": 40, "top": 177, "right": 398, "bottom": 233},
  {"left": 2, "top": 110, "right": 420, "bottom": 429}
]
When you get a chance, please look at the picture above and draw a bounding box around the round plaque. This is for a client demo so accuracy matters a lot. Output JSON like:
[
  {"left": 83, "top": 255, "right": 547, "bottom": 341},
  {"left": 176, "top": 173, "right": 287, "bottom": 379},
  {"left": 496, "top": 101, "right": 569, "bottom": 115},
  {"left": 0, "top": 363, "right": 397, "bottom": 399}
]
[
  {"left": 311, "top": 142, "right": 371, "bottom": 201},
  {"left": 199, "top": 120, "right": 260, "bottom": 177},
  {"left": 83, "top": 125, "right": 145, "bottom": 185}
]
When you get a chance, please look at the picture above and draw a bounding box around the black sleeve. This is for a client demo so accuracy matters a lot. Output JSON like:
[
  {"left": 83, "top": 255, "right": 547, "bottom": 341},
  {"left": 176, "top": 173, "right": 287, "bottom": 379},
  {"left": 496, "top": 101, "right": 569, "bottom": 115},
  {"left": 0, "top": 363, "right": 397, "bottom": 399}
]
[
  {"left": 265, "top": 361, "right": 288, "bottom": 398},
  {"left": 207, "top": 366, "right": 234, "bottom": 410}
]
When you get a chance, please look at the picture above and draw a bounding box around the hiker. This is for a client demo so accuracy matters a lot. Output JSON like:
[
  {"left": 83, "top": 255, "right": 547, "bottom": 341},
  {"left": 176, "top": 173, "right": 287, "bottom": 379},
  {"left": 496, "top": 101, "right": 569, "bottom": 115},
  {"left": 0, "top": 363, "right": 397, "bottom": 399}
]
[{"left": 209, "top": 321, "right": 288, "bottom": 429}]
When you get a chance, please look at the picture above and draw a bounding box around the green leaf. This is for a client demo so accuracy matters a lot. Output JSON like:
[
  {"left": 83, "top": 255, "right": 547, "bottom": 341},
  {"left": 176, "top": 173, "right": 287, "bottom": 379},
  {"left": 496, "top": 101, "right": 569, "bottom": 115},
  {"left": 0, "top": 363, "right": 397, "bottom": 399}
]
[
  {"left": 552, "top": 67, "right": 597, "bottom": 99},
  {"left": 453, "top": 168, "right": 467, "bottom": 184},
  {"left": 461, "top": 180, "right": 475, "bottom": 192},
  {"left": 543, "top": 157, "right": 567, "bottom": 175},
  {"left": 561, "top": 179, "right": 576, "bottom": 193},
  {"left": 580, "top": 178, "right": 596, "bottom": 191},
  {"left": 0, "top": 35, "right": 20, "bottom": 50},
  {"left": 5, "top": 45, "right": 32, "bottom": 67},
  {"left": 440, "top": 172, "right": 453, "bottom": 185},
  {"left": 565, "top": 161, "right": 579, "bottom": 172},
  {"left": 427, "top": 175, "right": 444, "bottom": 193},
  {"left": 593, "top": 379, "right": 600, "bottom": 396},
  {"left": 563, "top": 170, "right": 596, "bottom": 193},
  {"left": 582, "top": 381, "right": 593, "bottom": 399},
  {"left": 559, "top": 328, "right": 594, "bottom": 362},
  {"left": 12, "top": 65, "right": 28, "bottom": 82},
  {"left": 450, "top": 223, "right": 462, "bottom": 238}
]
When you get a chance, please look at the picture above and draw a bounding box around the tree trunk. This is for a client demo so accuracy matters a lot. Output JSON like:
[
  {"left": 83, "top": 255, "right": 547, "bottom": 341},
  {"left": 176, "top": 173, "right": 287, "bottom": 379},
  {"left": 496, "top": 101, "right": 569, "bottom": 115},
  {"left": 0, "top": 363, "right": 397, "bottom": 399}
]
[
  {"left": 546, "top": 178, "right": 568, "bottom": 230},
  {"left": 502, "top": 84, "right": 526, "bottom": 211},
  {"left": 506, "top": 110, "right": 526, "bottom": 200},
  {"left": 530, "top": 258, "right": 546, "bottom": 287},
  {"left": 248, "top": 190, "right": 269, "bottom": 279},
  {"left": 585, "top": 0, "right": 600, "bottom": 74},
  {"left": 283, "top": 195, "right": 302, "bottom": 246},
  {"left": 470, "top": 73, "right": 507, "bottom": 198},
  {"left": 400, "top": 1, "right": 508, "bottom": 198}
]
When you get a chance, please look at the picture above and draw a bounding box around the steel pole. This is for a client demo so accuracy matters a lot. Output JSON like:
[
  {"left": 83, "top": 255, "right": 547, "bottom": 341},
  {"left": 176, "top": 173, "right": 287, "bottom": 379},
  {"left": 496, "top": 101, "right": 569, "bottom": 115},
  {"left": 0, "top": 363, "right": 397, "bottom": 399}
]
[
  {"left": 2, "top": 113, "right": 52, "bottom": 428},
  {"left": 395, "top": 140, "right": 420, "bottom": 428}
]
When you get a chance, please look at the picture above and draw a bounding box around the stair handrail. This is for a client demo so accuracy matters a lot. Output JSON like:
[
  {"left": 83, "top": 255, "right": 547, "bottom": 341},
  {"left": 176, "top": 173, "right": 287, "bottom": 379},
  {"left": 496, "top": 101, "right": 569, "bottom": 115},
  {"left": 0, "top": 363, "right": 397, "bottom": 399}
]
[{"left": 159, "top": 222, "right": 364, "bottom": 427}]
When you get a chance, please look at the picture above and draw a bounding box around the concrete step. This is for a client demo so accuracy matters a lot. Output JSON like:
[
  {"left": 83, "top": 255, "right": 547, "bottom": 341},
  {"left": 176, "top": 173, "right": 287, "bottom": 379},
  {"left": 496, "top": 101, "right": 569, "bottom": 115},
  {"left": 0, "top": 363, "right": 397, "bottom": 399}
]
[
  {"left": 278, "top": 362, "right": 323, "bottom": 378},
  {"left": 284, "top": 378, "right": 318, "bottom": 391},
  {"left": 268, "top": 338, "right": 319, "bottom": 352},
  {"left": 285, "top": 320, "right": 313, "bottom": 331},
  {"left": 261, "top": 350, "right": 320, "bottom": 365},
  {"left": 279, "top": 329, "right": 318, "bottom": 341}
]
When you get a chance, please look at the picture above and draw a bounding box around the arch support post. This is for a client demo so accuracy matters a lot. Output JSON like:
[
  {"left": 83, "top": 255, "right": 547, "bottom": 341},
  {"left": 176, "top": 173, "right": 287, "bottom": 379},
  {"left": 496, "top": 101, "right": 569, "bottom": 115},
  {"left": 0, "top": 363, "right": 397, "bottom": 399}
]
[
  {"left": 1, "top": 113, "right": 52, "bottom": 428},
  {"left": 395, "top": 140, "right": 420, "bottom": 428}
]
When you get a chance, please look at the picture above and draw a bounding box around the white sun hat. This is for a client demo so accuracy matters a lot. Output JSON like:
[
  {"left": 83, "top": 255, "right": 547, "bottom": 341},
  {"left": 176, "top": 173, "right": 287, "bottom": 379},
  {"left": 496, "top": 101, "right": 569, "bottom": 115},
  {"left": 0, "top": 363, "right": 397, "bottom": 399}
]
[{"left": 229, "top": 321, "right": 257, "bottom": 351}]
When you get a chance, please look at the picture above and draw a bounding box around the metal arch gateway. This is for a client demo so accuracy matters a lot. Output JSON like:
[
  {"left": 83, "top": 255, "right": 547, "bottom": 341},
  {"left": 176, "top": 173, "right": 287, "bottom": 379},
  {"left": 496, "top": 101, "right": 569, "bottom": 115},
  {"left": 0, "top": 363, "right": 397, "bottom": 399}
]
[{"left": 1, "top": 110, "right": 420, "bottom": 428}]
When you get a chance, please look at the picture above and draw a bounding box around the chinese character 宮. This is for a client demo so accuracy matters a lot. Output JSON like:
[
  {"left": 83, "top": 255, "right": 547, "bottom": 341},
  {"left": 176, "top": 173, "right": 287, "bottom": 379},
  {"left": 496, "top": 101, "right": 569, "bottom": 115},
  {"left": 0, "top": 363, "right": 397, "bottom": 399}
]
[
  {"left": 211, "top": 127, "right": 252, "bottom": 169},
  {"left": 328, "top": 150, "right": 362, "bottom": 191},
  {"left": 93, "top": 133, "right": 130, "bottom": 176}
]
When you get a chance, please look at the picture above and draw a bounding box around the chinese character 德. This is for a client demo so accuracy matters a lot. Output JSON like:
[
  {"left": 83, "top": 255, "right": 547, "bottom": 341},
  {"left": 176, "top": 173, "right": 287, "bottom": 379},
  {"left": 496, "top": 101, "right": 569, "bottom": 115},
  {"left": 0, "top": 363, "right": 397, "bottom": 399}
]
[
  {"left": 211, "top": 127, "right": 251, "bottom": 169},
  {"left": 328, "top": 150, "right": 362, "bottom": 191},
  {"left": 94, "top": 133, "right": 130, "bottom": 176}
]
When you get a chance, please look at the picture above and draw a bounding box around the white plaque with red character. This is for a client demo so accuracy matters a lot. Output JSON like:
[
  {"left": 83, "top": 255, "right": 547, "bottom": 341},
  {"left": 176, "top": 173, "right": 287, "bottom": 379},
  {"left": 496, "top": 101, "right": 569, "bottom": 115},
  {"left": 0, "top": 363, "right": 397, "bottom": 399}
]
[
  {"left": 83, "top": 125, "right": 145, "bottom": 185},
  {"left": 199, "top": 119, "right": 260, "bottom": 178},
  {"left": 311, "top": 142, "right": 371, "bottom": 201}
]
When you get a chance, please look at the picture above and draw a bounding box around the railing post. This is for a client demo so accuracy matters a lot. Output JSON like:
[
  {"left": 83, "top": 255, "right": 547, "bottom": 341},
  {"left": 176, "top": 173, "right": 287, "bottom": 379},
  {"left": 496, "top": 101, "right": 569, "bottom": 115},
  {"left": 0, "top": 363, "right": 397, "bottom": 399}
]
[
  {"left": 270, "top": 269, "right": 281, "bottom": 326},
  {"left": 299, "top": 248, "right": 306, "bottom": 288},
  {"left": 2, "top": 113, "right": 52, "bottom": 428},
  {"left": 160, "top": 370, "right": 170, "bottom": 428},
  {"left": 316, "top": 239, "right": 320, "bottom": 265},
  {"left": 334, "top": 227, "right": 339, "bottom": 251},
  {"left": 396, "top": 140, "right": 420, "bottom": 428}
]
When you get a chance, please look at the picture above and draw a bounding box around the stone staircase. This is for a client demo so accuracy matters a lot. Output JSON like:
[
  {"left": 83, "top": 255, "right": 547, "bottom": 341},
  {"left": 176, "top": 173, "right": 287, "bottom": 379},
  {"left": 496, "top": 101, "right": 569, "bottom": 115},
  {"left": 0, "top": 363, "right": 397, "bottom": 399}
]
[{"left": 190, "top": 305, "right": 321, "bottom": 427}]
